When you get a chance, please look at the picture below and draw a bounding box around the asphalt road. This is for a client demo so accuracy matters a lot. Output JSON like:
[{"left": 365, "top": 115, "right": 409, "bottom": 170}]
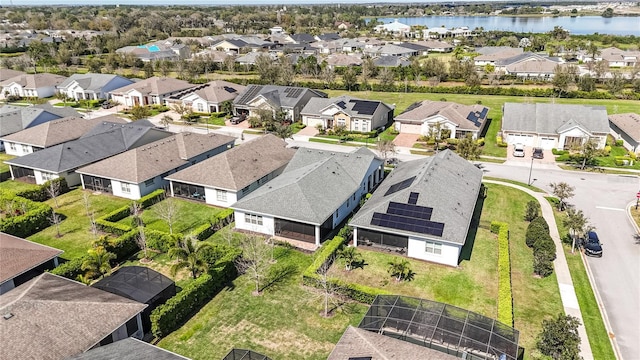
[{"left": 483, "top": 161, "right": 640, "bottom": 360}]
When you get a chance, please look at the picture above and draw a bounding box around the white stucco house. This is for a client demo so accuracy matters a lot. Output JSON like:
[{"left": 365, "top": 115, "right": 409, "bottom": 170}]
[
  {"left": 166, "top": 80, "right": 246, "bottom": 114},
  {"left": 109, "top": 76, "right": 193, "bottom": 108},
  {"left": 166, "top": 134, "right": 295, "bottom": 207},
  {"left": 349, "top": 150, "right": 483, "bottom": 267},
  {"left": 301, "top": 95, "right": 394, "bottom": 133},
  {"left": 0, "top": 73, "right": 67, "bottom": 99},
  {"left": 57, "top": 73, "right": 134, "bottom": 101},
  {"left": 233, "top": 84, "right": 327, "bottom": 122},
  {"left": 501, "top": 103, "right": 609, "bottom": 150}
]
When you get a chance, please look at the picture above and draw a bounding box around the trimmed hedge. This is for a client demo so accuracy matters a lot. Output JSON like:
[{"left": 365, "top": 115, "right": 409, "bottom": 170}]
[
  {"left": 493, "top": 221, "right": 514, "bottom": 327},
  {"left": 146, "top": 228, "right": 181, "bottom": 252},
  {"left": 191, "top": 208, "right": 234, "bottom": 241},
  {"left": 15, "top": 178, "right": 69, "bottom": 202},
  {"left": 0, "top": 191, "right": 53, "bottom": 238},
  {"left": 138, "top": 189, "right": 166, "bottom": 208},
  {"left": 150, "top": 252, "right": 239, "bottom": 338},
  {"left": 95, "top": 189, "right": 166, "bottom": 235},
  {"left": 50, "top": 257, "right": 85, "bottom": 279}
]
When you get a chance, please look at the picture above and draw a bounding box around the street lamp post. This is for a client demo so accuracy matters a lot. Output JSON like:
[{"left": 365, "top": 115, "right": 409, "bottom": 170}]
[{"left": 527, "top": 155, "right": 534, "bottom": 186}]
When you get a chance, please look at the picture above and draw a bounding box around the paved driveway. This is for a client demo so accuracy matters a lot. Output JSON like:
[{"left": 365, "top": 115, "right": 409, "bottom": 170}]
[{"left": 393, "top": 133, "right": 420, "bottom": 148}]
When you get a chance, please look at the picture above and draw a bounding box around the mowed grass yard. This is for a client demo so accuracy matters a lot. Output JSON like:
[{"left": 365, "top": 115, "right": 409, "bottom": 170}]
[
  {"left": 27, "top": 189, "right": 131, "bottom": 260},
  {"left": 325, "top": 90, "right": 640, "bottom": 158},
  {"left": 118, "top": 198, "right": 224, "bottom": 235},
  {"left": 0, "top": 153, "right": 15, "bottom": 173},
  {"left": 158, "top": 246, "right": 367, "bottom": 360},
  {"left": 326, "top": 183, "right": 563, "bottom": 358}
]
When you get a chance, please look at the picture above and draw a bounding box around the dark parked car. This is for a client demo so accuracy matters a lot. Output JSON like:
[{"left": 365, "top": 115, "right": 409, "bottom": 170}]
[
  {"left": 583, "top": 231, "right": 603, "bottom": 257},
  {"left": 533, "top": 147, "right": 544, "bottom": 159},
  {"left": 101, "top": 100, "right": 116, "bottom": 109}
]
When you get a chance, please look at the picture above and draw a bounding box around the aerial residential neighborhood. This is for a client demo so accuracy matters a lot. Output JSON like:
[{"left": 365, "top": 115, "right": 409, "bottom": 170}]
[{"left": 0, "top": 2, "right": 638, "bottom": 360}]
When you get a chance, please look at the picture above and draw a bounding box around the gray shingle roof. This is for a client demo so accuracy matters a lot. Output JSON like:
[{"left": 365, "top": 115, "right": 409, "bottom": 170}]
[
  {"left": 0, "top": 232, "right": 63, "bottom": 284},
  {"left": 609, "top": 113, "right": 640, "bottom": 142},
  {"left": 300, "top": 95, "right": 392, "bottom": 119},
  {"left": 166, "top": 134, "right": 294, "bottom": 191},
  {"left": 349, "top": 150, "right": 482, "bottom": 245},
  {"left": 395, "top": 100, "right": 488, "bottom": 131},
  {"left": 109, "top": 76, "right": 193, "bottom": 96},
  {"left": 233, "top": 84, "right": 327, "bottom": 109},
  {"left": 6, "top": 121, "right": 171, "bottom": 173},
  {"left": 0, "top": 104, "right": 80, "bottom": 136},
  {"left": 170, "top": 80, "right": 246, "bottom": 104},
  {"left": 77, "top": 132, "right": 236, "bottom": 183},
  {"left": 232, "top": 147, "right": 382, "bottom": 225},
  {"left": 66, "top": 338, "right": 191, "bottom": 360},
  {"left": 502, "top": 103, "right": 610, "bottom": 135},
  {"left": 0, "top": 115, "right": 127, "bottom": 148},
  {"left": 57, "top": 73, "right": 131, "bottom": 92},
  {"left": 0, "top": 73, "right": 67, "bottom": 89},
  {"left": 0, "top": 273, "right": 146, "bottom": 360}
]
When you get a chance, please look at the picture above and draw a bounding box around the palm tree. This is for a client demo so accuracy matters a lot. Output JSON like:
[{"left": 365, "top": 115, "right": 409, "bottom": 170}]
[
  {"left": 337, "top": 246, "right": 361, "bottom": 271},
  {"left": 168, "top": 236, "right": 213, "bottom": 279},
  {"left": 387, "top": 259, "right": 412, "bottom": 282},
  {"left": 563, "top": 208, "right": 588, "bottom": 253},
  {"left": 82, "top": 246, "right": 116, "bottom": 279}
]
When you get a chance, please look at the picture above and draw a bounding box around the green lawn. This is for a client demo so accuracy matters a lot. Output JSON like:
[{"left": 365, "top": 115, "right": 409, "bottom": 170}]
[
  {"left": 158, "top": 246, "right": 367, "bottom": 360},
  {"left": 482, "top": 177, "right": 546, "bottom": 193},
  {"left": 325, "top": 90, "right": 640, "bottom": 158},
  {"left": 0, "top": 179, "right": 40, "bottom": 193},
  {"left": 27, "top": 189, "right": 132, "bottom": 260},
  {"left": 549, "top": 205, "right": 616, "bottom": 360},
  {"left": 119, "top": 198, "right": 224, "bottom": 235},
  {"left": 0, "top": 153, "right": 15, "bottom": 173}
]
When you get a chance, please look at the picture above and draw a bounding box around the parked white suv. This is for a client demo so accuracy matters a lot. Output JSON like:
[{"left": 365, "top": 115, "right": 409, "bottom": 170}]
[{"left": 513, "top": 143, "right": 525, "bottom": 157}]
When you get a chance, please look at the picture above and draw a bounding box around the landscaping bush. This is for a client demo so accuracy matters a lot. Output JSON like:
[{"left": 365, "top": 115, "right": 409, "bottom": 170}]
[
  {"left": 490, "top": 221, "right": 502, "bottom": 234},
  {"left": 49, "top": 257, "right": 85, "bottom": 280},
  {"left": 150, "top": 253, "right": 238, "bottom": 337},
  {"left": 533, "top": 253, "right": 554, "bottom": 277},
  {"left": 494, "top": 221, "right": 513, "bottom": 327},
  {"left": 615, "top": 139, "right": 624, "bottom": 146},
  {"left": 138, "top": 189, "right": 166, "bottom": 208},
  {"left": 146, "top": 229, "right": 180, "bottom": 252},
  {"left": 525, "top": 217, "right": 550, "bottom": 248},
  {"left": 191, "top": 208, "right": 234, "bottom": 240},
  {"left": 107, "top": 229, "right": 140, "bottom": 260},
  {"left": 476, "top": 138, "right": 485, "bottom": 146},
  {"left": 533, "top": 235, "right": 556, "bottom": 262},
  {"left": 96, "top": 217, "right": 133, "bottom": 235},
  {"left": 0, "top": 192, "right": 53, "bottom": 238},
  {"left": 15, "top": 178, "right": 69, "bottom": 202},
  {"left": 551, "top": 149, "right": 568, "bottom": 156},
  {"left": 446, "top": 138, "right": 459, "bottom": 145}
]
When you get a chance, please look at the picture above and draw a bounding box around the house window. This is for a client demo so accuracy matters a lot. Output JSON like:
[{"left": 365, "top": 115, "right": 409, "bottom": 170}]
[
  {"left": 425, "top": 241, "right": 442, "bottom": 255},
  {"left": 197, "top": 103, "right": 204, "bottom": 112},
  {"left": 216, "top": 189, "right": 227, "bottom": 202},
  {"left": 244, "top": 213, "right": 263, "bottom": 226},
  {"left": 144, "top": 178, "right": 154, "bottom": 187},
  {"left": 241, "top": 186, "right": 250, "bottom": 195},
  {"left": 21, "top": 144, "right": 29, "bottom": 153},
  {"left": 258, "top": 174, "right": 269, "bottom": 185},
  {"left": 335, "top": 209, "right": 339, "bottom": 219},
  {"left": 121, "top": 183, "right": 131, "bottom": 194},
  {"left": 354, "top": 121, "right": 359, "bottom": 131},
  {"left": 337, "top": 119, "right": 346, "bottom": 127},
  {"left": 41, "top": 172, "right": 54, "bottom": 181},
  {"left": 9, "top": 143, "right": 16, "bottom": 151}
]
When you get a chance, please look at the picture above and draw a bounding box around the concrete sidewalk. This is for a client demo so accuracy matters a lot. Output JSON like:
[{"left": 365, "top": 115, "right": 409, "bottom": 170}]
[{"left": 483, "top": 179, "right": 594, "bottom": 360}]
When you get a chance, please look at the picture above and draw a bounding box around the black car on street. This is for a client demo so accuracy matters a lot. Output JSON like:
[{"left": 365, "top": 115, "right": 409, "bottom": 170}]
[{"left": 583, "top": 231, "right": 603, "bottom": 257}]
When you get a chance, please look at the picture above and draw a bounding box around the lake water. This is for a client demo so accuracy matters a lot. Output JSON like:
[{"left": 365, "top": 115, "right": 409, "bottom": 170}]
[{"left": 369, "top": 16, "right": 640, "bottom": 36}]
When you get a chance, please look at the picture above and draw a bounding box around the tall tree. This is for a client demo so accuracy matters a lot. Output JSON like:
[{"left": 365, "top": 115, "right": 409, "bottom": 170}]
[
  {"left": 537, "top": 314, "right": 582, "bottom": 360},
  {"left": 337, "top": 246, "right": 362, "bottom": 271},
  {"left": 234, "top": 234, "right": 273, "bottom": 295},
  {"left": 457, "top": 134, "right": 482, "bottom": 160},
  {"left": 579, "top": 138, "right": 599, "bottom": 169},
  {"left": 387, "top": 258, "right": 413, "bottom": 282},
  {"left": 342, "top": 67, "right": 358, "bottom": 91},
  {"left": 376, "top": 139, "right": 396, "bottom": 164},
  {"left": 154, "top": 197, "right": 180, "bottom": 234},
  {"left": 168, "top": 236, "right": 213, "bottom": 279},
  {"left": 82, "top": 246, "right": 116, "bottom": 279},
  {"left": 129, "top": 105, "right": 151, "bottom": 121},
  {"left": 549, "top": 182, "right": 575, "bottom": 211},
  {"left": 563, "top": 208, "right": 589, "bottom": 254}
]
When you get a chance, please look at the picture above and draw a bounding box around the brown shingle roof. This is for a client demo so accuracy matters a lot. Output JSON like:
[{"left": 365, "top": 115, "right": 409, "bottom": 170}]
[
  {"left": 0, "top": 69, "right": 25, "bottom": 82},
  {"left": 0, "top": 272, "right": 146, "bottom": 360},
  {"left": 609, "top": 113, "right": 640, "bottom": 142},
  {"left": 166, "top": 134, "right": 295, "bottom": 191},
  {"left": 328, "top": 326, "right": 458, "bottom": 360},
  {"left": 177, "top": 80, "right": 246, "bottom": 104},
  {"left": 395, "top": 100, "right": 488, "bottom": 131},
  {"left": 77, "top": 132, "right": 236, "bottom": 183},
  {"left": 110, "top": 76, "right": 193, "bottom": 96},
  {"left": 0, "top": 233, "right": 63, "bottom": 283},
  {"left": 0, "top": 115, "right": 128, "bottom": 148},
  {"left": 0, "top": 73, "right": 67, "bottom": 89}
]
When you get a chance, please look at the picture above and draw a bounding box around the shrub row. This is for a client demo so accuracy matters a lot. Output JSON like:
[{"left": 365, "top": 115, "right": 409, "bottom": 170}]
[
  {"left": 150, "top": 251, "right": 239, "bottom": 338},
  {"left": 14, "top": 178, "right": 69, "bottom": 202},
  {"left": 0, "top": 191, "right": 53, "bottom": 238},
  {"left": 526, "top": 216, "right": 556, "bottom": 277},
  {"left": 138, "top": 189, "right": 166, "bottom": 208},
  {"left": 96, "top": 189, "right": 166, "bottom": 235},
  {"left": 493, "top": 221, "right": 514, "bottom": 327},
  {"left": 145, "top": 228, "right": 181, "bottom": 252},
  {"left": 301, "top": 235, "right": 390, "bottom": 304},
  {"left": 191, "top": 208, "right": 234, "bottom": 241}
]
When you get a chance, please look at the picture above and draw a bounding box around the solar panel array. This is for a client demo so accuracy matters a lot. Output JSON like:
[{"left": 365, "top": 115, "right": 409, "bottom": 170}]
[
  {"left": 336, "top": 101, "right": 347, "bottom": 109},
  {"left": 350, "top": 100, "right": 379, "bottom": 116},
  {"left": 236, "top": 85, "right": 263, "bottom": 104},
  {"left": 371, "top": 191, "right": 445, "bottom": 237},
  {"left": 384, "top": 176, "right": 416, "bottom": 196},
  {"left": 466, "top": 107, "right": 488, "bottom": 127},
  {"left": 408, "top": 192, "right": 419, "bottom": 204},
  {"left": 283, "top": 87, "right": 304, "bottom": 98},
  {"left": 223, "top": 86, "right": 237, "bottom": 93},
  {"left": 388, "top": 202, "right": 432, "bottom": 219}
]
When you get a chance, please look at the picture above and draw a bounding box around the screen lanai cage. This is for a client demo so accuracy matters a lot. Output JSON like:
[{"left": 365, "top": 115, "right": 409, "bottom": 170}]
[
  {"left": 222, "top": 349, "right": 272, "bottom": 360},
  {"left": 359, "top": 295, "right": 520, "bottom": 360}
]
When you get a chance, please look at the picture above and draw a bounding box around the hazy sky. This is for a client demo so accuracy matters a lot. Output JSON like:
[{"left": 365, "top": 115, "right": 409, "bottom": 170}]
[{"left": 6, "top": 0, "right": 482, "bottom": 5}]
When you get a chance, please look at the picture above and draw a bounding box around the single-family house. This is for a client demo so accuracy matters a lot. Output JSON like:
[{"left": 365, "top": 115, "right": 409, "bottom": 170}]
[
  {"left": 232, "top": 147, "right": 384, "bottom": 246},
  {"left": 167, "top": 134, "right": 293, "bottom": 206},
  {"left": 596, "top": 47, "right": 640, "bottom": 67},
  {"left": 167, "top": 80, "right": 247, "bottom": 114},
  {"left": 349, "top": 150, "right": 483, "bottom": 266},
  {"left": 0, "top": 68, "right": 25, "bottom": 82},
  {"left": 116, "top": 41, "right": 190, "bottom": 62},
  {"left": 608, "top": 113, "right": 640, "bottom": 152},
  {"left": 365, "top": 44, "right": 417, "bottom": 57},
  {"left": 0, "top": 73, "right": 67, "bottom": 99},
  {"left": 415, "top": 40, "right": 454, "bottom": 53},
  {"left": 67, "top": 338, "right": 191, "bottom": 360},
  {"left": 109, "top": 77, "right": 193, "bottom": 108},
  {"left": 375, "top": 19, "right": 411, "bottom": 36},
  {"left": 6, "top": 120, "right": 172, "bottom": 186},
  {"left": 233, "top": 84, "right": 327, "bottom": 122},
  {"left": 373, "top": 56, "right": 411, "bottom": 67},
  {"left": 503, "top": 55, "right": 563, "bottom": 79},
  {"left": 57, "top": 73, "right": 135, "bottom": 101},
  {"left": 301, "top": 95, "right": 394, "bottom": 133},
  {"left": 334, "top": 21, "right": 352, "bottom": 30},
  {"left": 423, "top": 27, "right": 472, "bottom": 39},
  {"left": 501, "top": 103, "right": 609, "bottom": 150},
  {"left": 212, "top": 38, "right": 250, "bottom": 54},
  {"left": 324, "top": 53, "right": 363, "bottom": 68},
  {"left": 394, "top": 100, "right": 489, "bottom": 139},
  {"left": 315, "top": 33, "right": 341, "bottom": 42},
  {"left": 473, "top": 47, "right": 524, "bottom": 67},
  {"left": 0, "top": 232, "right": 63, "bottom": 295},
  {"left": 1, "top": 115, "right": 127, "bottom": 156},
  {"left": 77, "top": 132, "right": 235, "bottom": 200},
  {"left": 0, "top": 272, "right": 146, "bottom": 360},
  {"left": 92, "top": 266, "right": 176, "bottom": 332},
  {"left": 235, "top": 51, "right": 276, "bottom": 66},
  {"left": 0, "top": 103, "right": 80, "bottom": 150}
]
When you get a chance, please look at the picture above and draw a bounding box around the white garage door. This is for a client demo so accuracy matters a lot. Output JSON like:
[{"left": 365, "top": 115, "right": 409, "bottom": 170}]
[
  {"left": 398, "top": 123, "right": 422, "bottom": 134},
  {"left": 507, "top": 133, "right": 535, "bottom": 146},
  {"left": 539, "top": 137, "right": 556, "bottom": 149}
]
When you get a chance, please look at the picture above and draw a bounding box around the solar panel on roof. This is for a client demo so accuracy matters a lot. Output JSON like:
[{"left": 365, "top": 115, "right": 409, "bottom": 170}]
[
  {"left": 336, "top": 101, "right": 346, "bottom": 109},
  {"left": 286, "top": 88, "right": 303, "bottom": 98},
  {"left": 236, "top": 85, "right": 262, "bottom": 104},
  {"left": 479, "top": 108, "right": 488, "bottom": 118},
  {"left": 388, "top": 202, "right": 432, "bottom": 220},
  {"left": 223, "top": 86, "right": 237, "bottom": 93},
  {"left": 384, "top": 176, "right": 416, "bottom": 196},
  {"left": 408, "top": 192, "right": 419, "bottom": 205},
  {"left": 350, "top": 100, "right": 379, "bottom": 115},
  {"left": 371, "top": 213, "right": 445, "bottom": 237}
]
